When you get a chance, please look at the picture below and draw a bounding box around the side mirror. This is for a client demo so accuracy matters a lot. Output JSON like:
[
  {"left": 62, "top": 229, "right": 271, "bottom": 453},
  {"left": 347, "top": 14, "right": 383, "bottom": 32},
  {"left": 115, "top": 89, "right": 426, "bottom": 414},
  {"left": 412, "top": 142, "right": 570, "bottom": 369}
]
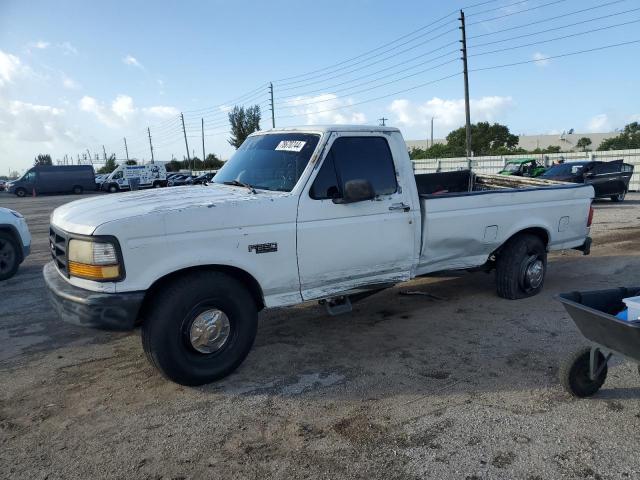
[{"left": 332, "top": 179, "right": 375, "bottom": 204}]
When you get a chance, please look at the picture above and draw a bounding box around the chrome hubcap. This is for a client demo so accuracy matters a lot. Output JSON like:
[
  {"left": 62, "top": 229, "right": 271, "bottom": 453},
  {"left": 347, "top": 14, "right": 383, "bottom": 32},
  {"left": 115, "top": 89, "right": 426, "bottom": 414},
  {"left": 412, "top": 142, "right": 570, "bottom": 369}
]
[
  {"left": 189, "top": 309, "right": 231, "bottom": 354},
  {"left": 525, "top": 258, "right": 544, "bottom": 289}
]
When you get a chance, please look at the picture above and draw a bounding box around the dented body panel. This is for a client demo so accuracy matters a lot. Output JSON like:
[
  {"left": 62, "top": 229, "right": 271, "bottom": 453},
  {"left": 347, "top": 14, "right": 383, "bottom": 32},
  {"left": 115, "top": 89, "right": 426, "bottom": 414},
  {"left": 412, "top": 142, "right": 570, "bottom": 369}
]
[{"left": 47, "top": 125, "right": 593, "bottom": 314}]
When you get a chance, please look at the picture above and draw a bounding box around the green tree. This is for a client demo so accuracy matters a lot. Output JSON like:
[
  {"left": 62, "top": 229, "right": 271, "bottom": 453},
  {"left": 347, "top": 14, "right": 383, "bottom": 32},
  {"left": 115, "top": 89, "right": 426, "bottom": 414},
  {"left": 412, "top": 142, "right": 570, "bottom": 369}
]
[
  {"left": 34, "top": 154, "right": 52, "bottom": 166},
  {"left": 598, "top": 122, "right": 640, "bottom": 150},
  {"left": 166, "top": 159, "right": 182, "bottom": 172},
  {"left": 446, "top": 122, "right": 519, "bottom": 156},
  {"left": 204, "top": 153, "right": 224, "bottom": 169},
  {"left": 576, "top": 137, "right": 592, "bottom": 151},
  {"left": 125, "top": 159, "right": 137, "bottom": 165},
  {"left": 228, "top": 105, "right": 261, "bottom": 149},
  {"left": 98, "top": 154, "right": 118, "bottom": 174}
]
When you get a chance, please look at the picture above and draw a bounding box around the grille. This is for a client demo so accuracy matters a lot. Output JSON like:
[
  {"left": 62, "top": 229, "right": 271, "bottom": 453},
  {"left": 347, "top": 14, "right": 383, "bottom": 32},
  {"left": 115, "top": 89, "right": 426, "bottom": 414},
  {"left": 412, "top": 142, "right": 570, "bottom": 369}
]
[{"left": 49, "top": 226, "right": 68, "bottom": 276}]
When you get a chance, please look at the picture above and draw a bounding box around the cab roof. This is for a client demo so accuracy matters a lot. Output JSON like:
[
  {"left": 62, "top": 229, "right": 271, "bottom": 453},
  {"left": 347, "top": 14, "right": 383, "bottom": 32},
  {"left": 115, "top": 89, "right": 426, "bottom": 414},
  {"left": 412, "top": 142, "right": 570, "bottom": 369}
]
[{"left": 253, "top": 125, "right": 401, "bottom": 135}]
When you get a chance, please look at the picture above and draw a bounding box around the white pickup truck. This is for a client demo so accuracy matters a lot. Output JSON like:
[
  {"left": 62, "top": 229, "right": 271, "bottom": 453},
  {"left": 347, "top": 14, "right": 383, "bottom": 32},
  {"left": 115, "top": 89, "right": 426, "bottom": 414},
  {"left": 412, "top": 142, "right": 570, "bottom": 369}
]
[{"left": 44, "top": 125, "right": 594, "bottom": 385}]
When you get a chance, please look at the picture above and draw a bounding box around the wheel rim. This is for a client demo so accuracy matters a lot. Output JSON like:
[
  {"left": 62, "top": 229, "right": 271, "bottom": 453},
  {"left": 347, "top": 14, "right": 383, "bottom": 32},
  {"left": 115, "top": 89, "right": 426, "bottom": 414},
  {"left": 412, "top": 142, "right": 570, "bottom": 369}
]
[
  {"left": 522, "top": 255, "right": 544, "bottom": 291},
  {"left": 187, "top": 309, "right": 231, "bottom": 354},
  {"left": 17, "top": 189, "right": 25, "bottom": 197},
  {"left": 618, "top": 193, "right": 625, "bottom": 201},
  {"left": 0, "top": 239, "right": 16, "bottom": 274}
]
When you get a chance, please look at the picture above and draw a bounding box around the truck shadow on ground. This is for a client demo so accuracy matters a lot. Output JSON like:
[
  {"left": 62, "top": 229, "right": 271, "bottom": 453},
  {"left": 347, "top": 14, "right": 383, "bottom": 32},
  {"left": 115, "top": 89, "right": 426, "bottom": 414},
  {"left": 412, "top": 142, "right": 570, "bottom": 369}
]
[{"left": 201, "top": 252, "right": 640, "bottom": 400}]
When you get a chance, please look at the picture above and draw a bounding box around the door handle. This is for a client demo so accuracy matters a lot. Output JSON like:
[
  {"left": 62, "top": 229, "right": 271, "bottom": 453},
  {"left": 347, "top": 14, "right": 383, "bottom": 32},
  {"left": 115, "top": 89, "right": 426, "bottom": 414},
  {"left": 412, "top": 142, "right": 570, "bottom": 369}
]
[{"left": 389, "top": 202, "right": 411, "bottom": 212}]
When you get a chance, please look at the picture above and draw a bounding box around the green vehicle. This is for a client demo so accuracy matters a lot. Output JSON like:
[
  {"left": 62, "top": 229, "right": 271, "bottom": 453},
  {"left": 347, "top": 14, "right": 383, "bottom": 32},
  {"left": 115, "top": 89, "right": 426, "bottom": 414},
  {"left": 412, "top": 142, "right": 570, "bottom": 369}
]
[{"left": 499, "top": 158, "right": 547, "bottom": 178}]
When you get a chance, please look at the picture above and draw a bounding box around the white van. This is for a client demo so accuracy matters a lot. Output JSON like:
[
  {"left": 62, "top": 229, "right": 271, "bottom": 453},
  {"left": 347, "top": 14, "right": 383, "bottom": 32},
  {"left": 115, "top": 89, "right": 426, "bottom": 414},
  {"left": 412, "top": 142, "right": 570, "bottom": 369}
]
[{"left": 102, "top": 164, "right": 167, "bottom": 193}]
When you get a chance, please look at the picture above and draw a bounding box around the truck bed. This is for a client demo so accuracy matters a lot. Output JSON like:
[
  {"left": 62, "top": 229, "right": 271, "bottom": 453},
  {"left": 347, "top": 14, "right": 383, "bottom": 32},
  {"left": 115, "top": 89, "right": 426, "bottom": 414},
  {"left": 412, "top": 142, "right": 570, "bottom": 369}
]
[{"left": 414, "top": 170, "right": 594, "bottom": 276}]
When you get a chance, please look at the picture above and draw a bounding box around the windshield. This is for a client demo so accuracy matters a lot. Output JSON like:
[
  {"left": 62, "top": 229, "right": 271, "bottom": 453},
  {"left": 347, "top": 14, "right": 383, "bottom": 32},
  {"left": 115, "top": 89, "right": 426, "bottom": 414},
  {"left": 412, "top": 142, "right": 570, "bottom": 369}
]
[
  {"left": 542, "top": 163, "right": 585, "bottom": 177},
  {"left": 214, "top": 133, "right": 320, "bottom": 192},
  {"left": 502, "top": 163, "right": 523, "bottom": 173}
]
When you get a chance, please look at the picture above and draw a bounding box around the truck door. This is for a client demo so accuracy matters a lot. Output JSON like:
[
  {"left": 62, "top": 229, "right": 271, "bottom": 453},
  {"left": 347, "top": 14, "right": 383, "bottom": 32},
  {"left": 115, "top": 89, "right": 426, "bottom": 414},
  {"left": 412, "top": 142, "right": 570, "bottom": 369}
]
[{"left": 296, "top": 133, "right": 416, "bottom": 301}]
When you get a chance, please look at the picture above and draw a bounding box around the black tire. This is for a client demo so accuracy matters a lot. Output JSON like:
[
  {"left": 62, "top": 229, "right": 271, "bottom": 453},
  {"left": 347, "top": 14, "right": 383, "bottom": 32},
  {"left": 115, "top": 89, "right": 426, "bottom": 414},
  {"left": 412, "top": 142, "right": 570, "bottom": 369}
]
[
  {"left": 560, "top": 347, "right": 607, "bottom": 398},
  {"left": 108, "top": 184, "right": 118, "bottom": 193},
  {"left": 0, "top": 232, "right": 20, "bottom": 281},
  {"left": 72, "top": 185, "right": 83, "bottom": 194},
  {"left": 141, "top": 271, "right": 258, "bottom": 386},
  {"left": 15, "top": 188, "right": 26, "bottom": 198},
  {"left": 611, "top": 191, "right": 626, "bottom": 202},
  {"left": 153, "top": 181, "right": 162, "bottom": 188},
  {"left": 496, "top": 233, "right": 547, "bottom": 299}
]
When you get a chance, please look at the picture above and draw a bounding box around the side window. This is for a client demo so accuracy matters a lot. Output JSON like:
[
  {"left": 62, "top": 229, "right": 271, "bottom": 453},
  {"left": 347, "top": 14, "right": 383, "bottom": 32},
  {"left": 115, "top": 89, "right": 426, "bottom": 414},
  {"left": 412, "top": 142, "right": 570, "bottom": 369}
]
[
  {"left": 310, "top": 136, "right": 397, "bottom": 200},
  {"left": 309, "top": 150, "right": 340, "bottom": 200},
  {"left": 597, "top": 162, "right": 621, "bottom": 174}
]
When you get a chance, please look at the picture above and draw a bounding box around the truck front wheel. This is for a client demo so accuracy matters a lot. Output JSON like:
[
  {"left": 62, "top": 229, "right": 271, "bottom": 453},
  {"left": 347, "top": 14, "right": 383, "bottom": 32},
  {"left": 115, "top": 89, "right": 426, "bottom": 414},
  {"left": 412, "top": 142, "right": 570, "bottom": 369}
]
[
  {"left": 141, "top": 271, "right": 258, "bottom": 386},
  {"left": 496, "top": 233, "right": 547, "bottom": 299}
]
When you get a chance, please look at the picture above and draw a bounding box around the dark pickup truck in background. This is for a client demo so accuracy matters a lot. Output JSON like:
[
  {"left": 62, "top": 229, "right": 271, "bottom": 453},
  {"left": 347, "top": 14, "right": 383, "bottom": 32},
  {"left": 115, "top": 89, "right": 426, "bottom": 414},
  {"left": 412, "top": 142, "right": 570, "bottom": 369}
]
[{"left": 541, "top": 160, "right": 634, "bottom": 202}]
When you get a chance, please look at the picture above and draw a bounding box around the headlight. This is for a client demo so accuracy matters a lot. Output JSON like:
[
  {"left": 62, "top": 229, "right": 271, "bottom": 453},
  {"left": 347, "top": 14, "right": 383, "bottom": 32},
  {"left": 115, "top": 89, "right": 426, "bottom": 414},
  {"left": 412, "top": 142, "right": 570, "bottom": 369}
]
[{"left": 68, "top": 239, "right": 121, "bottom": 280}]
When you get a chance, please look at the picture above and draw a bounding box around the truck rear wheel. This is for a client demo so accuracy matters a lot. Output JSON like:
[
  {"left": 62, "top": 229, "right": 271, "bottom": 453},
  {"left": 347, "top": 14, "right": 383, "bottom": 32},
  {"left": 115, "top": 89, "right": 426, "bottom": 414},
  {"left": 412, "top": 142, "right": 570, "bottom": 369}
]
[
  {"left": 496, "top": 233, "right": 547, "bottom": 299},
  {"left": 141, "top": 271, "right": 258, "bottom": 386},
  {"left": 611, "top": 192, "right": 626, "bottom": 202},
  {"left": 72, "top": 185, "right": 83, "bottom": 194}
]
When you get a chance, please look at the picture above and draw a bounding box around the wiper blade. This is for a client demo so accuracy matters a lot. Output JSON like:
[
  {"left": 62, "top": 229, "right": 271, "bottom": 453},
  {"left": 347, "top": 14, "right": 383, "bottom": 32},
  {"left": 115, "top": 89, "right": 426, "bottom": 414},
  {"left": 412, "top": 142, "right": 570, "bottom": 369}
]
[{"left": 223, "top": 180, "right": 257, "bottom": 194}]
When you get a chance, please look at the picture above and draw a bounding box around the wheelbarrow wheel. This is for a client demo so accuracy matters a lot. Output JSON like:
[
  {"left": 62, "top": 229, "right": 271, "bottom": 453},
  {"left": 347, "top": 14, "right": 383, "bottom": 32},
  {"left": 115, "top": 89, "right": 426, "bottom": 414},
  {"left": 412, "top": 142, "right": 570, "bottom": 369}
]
[{"left": 560, "top": 347, "right": 607, "bottom": 398}]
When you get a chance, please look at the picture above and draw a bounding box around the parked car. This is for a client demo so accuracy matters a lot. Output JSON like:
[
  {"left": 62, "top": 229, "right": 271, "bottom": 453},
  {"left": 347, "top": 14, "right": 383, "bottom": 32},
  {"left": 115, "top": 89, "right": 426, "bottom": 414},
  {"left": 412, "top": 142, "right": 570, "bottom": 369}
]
[
  {"left": 499, "top": 158, "right": 546, "bottom": 177},
  {"left": 7, "top": 165, "right": 95, "bottom": 197},
  {"left": 102, "top": 163, "right": 167, "bottom": 193},
  {"left": 541, "top": 160, "right": 633, "bottom": 202},
  {"left": 44, "top": 125, "right": 594, "bottom": 386},
  {"left": 168, "top": 174, "right": 193, "bottom": 186},
  {"left": 0, "top": 207, "right": 31, "bottom": 280},
  {"left": 192, "top": 172, "right": 217, "bottom": 185}
]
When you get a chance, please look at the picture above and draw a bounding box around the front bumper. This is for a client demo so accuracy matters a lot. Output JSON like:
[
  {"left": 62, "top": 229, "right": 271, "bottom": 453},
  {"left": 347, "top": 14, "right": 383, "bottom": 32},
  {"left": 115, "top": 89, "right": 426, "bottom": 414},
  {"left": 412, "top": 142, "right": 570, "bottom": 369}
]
[{"left": 43, "top": 261, "right": 144, "bottom": 331}]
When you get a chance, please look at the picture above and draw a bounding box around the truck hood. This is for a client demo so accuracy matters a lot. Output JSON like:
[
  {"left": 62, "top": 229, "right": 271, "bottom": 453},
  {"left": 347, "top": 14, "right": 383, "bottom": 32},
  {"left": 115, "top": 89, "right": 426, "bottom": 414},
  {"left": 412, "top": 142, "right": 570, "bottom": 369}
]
[{"left": 51, "top": 184, "right": 282, "bottom": 235}]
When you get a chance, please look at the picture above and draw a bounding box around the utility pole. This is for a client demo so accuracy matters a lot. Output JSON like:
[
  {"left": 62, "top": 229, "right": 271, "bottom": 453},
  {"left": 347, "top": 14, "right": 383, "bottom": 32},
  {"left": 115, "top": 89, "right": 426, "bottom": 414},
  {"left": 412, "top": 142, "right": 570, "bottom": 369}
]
[
  {"left": 430, "top": 117, "right": 434, "bottom": 148},
  {"left": 124, "top": 137, "right": 130, "bottom": 162},
  {"left": 269, "top": 82, "right": 275, "bottom": 128},
  {"left": 147, "top": 127, "right": 155, "bottom": 163},
  {"left": 201, "top": 118, "right": 205, "bottom": 162},
  {"left": 181, "top": 113, "right": 191, "bottom": 169},
  {"left": 459, "top": 9, "right": 472, "bottom": 159},
  {"left": 102, "top": 145, "right": 107, "bottom": 161},
  {"left": 378, "top": 117, "right": 388, "bottom": 126}
]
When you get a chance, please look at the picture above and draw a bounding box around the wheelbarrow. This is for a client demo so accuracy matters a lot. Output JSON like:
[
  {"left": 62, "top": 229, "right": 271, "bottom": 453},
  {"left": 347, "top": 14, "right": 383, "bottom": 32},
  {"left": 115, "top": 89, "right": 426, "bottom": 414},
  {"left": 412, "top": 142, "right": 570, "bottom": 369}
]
[{"left": 557, "top": 287, "right": 640, "bottom": 398}]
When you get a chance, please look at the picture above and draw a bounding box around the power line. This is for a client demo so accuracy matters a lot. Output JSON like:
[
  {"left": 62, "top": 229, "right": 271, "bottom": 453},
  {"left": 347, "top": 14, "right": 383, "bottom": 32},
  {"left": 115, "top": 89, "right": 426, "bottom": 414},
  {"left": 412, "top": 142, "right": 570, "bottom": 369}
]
[
  {"left": 471, "top": 5, "right": 640, "bottom": 48},
  {"left": 277, "top": 71, "right": 462, "bottom": 120},
  {"left": 279, "top": 57, "right": 459, "bottom": 108},
  {"left": 467, "top": 0, "right": 571, "bottom": 26},
  {"left": 275, "top": 26, "right": 459, "bottom": 88},
  {"left": 470, "top": 39, "right": 640, "bottom": 72},
  {"left": 467, "top": 0, "right": 631, "bottom": 39},
  {"left": 469, "top": 19, "right": 640, "bottom": 58}
]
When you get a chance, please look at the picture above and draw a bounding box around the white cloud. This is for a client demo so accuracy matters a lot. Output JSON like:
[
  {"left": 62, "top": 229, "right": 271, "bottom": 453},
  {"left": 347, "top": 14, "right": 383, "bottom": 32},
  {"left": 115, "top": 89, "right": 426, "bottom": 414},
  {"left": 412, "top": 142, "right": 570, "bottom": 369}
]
[
  {"left": 59, "top": 42, "right": 78, "bottom": 55},
  {"left": 26, "top": 41, "right": 50, "bottom": 52},
  {"left": 143, "top": 105, "right": 179, "bottom": 118},
  {"left": 123, "top": 55, "right": 143, "bottom": 68},
  {"left": 62, "top": 74, "right": 80, "bottom": 89},
  {"left": 0, "top": 50, "right": 25, "bottom": 87},
  {"left": 586, "top": 114, "right": 611, "bottom": 132},
  {"left": 80, "top": 94, "right": 136, "bottom": 128},
  {"left": 285, "top": 94, "right": 367, "bottom": 125},
  {"left": 532, "top": 52, "right": 550, "bottom": 67},
  {"left": 0, "top": 98, "right": 78, "bottom": 144},
  {"left": 79, "top": 94, "right": 179, "bottom": 128},
  {"left": 389, "top": 96, "right": 514, "bottom": 130}
]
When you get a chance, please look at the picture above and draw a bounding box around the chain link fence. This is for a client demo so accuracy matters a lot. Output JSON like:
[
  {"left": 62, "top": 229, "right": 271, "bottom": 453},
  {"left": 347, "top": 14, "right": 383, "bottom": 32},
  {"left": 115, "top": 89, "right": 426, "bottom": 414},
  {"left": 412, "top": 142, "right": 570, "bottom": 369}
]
[{"left": 412, "top": 149, "right": 640, "bottom": 191}]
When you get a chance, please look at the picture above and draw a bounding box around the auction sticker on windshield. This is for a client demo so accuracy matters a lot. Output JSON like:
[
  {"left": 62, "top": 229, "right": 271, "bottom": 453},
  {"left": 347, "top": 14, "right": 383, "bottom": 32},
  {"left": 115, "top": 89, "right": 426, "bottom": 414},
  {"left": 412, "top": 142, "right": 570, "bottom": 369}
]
[{"left": 275, "top": 140, "right": 306, "bottom": 152}]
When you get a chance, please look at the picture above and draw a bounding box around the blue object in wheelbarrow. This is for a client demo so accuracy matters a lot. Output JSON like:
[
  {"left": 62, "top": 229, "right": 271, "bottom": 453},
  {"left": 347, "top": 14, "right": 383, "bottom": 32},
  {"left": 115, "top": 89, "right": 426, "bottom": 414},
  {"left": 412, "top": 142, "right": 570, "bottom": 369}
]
[{"left": 557, "top": 286, "right": 640, "bottom": 398}]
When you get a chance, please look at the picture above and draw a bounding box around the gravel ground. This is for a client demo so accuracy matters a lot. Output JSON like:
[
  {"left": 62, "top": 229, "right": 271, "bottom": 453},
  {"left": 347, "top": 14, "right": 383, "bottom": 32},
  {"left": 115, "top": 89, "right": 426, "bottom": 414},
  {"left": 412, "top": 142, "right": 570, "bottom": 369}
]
[{"left": 1, "top": 191, "right": 640, "bottom": 480}]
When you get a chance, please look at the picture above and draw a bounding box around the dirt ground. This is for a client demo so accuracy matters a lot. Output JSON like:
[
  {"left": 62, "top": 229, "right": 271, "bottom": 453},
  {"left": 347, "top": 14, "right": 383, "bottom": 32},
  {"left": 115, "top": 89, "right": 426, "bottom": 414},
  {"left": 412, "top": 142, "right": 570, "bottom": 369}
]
[{"left": 2, "top": 191, "right": 640, "bottom": 480}]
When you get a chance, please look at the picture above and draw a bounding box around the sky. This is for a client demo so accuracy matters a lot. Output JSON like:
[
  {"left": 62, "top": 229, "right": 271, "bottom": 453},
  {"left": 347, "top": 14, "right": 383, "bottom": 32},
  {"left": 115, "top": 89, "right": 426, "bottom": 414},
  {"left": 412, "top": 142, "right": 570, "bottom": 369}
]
[{"left": 1, "top": 0, "right": 639, "bottom": 173}]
